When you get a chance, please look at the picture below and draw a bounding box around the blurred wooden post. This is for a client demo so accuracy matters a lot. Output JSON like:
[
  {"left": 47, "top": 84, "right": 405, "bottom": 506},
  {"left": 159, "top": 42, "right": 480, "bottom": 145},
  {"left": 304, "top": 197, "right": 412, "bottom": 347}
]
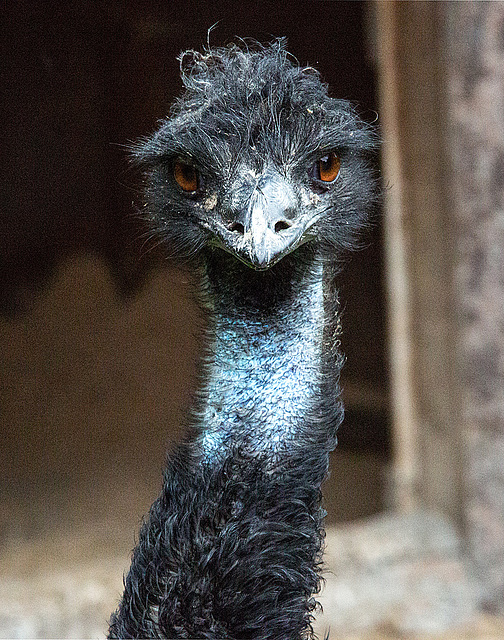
[
  {"left": 374, "top": 2, "right": 420, "bottom": 514},
  {"left": 375, "top": 1, "right": 463, "bottom": 521}
]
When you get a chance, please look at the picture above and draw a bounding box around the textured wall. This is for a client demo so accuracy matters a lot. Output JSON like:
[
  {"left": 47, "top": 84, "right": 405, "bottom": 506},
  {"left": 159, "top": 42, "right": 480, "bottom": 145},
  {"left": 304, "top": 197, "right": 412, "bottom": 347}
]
[
  {"left": 446, "top": 1, "right": 504, "bottom": 613},
  {"left": 376, "top": 0, "right": 504, "bottom": 613}
]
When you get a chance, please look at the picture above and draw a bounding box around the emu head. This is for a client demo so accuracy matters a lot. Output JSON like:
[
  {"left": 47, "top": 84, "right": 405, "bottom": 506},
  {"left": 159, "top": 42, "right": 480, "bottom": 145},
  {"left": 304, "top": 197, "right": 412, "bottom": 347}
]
[{"left": 133, "top": 40, "right": 378, "bottom": 270}]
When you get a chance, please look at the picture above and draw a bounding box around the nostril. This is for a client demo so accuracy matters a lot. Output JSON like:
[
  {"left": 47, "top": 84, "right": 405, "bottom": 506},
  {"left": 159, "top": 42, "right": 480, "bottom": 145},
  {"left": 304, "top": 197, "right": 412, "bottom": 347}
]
[
  {"left": 274, "top": 220, "right": 291, "bottom": 233},
  {"left": 229, "top": 222, "right": 245, "bottom": 235}
]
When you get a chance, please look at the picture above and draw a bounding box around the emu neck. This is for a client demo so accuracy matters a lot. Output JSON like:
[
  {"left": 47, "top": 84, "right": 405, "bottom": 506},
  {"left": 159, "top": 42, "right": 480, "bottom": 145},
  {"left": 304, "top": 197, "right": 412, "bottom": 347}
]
[
  {"left": 108, "top": 247, "right": 344, "bottom": 640},
  {"left": 195, "top": 248, "right": 339, "bottom": 465}
]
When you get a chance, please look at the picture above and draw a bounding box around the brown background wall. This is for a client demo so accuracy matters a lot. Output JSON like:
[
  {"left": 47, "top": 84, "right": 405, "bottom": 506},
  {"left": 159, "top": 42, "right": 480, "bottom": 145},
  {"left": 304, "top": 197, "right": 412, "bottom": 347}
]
[{"left": 1, "top": 1, "right": 388, "bottom": 542}]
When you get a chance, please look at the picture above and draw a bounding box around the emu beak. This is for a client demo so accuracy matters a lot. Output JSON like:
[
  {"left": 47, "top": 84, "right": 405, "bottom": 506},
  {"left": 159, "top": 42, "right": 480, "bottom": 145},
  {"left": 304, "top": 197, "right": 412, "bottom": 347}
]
[
  {"left": 212, "top": 171, "right": 312, "bottom": 270},
  {"left": 238, "top": 199, "right": 304, "bottom": 269}
]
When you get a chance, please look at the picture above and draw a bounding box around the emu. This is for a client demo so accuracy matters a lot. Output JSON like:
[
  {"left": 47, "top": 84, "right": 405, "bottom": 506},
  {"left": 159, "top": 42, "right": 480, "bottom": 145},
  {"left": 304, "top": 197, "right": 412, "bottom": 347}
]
[{"left": 108, "top": 40, "right": 378, "bottom": 639}]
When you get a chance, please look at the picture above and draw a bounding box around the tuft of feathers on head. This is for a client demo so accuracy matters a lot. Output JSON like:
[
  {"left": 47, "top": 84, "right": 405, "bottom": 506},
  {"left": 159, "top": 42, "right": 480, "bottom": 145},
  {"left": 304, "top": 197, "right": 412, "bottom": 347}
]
[
  {"left": 175, "top": 38, "right": 324, "bottom": 112},
  {"left": 132, "top": 38, "right": 378, "bottom": 166}
]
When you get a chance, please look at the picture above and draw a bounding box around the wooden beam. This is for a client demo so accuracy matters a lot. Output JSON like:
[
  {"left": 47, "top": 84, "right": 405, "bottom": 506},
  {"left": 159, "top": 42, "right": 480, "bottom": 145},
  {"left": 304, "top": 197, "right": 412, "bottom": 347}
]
[{"left": 375, "top": 1, "right": 464, "bottom": 522}]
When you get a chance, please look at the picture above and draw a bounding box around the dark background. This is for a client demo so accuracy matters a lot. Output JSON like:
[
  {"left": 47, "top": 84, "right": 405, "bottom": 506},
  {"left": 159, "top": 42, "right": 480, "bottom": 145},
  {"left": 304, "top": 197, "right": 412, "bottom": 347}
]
[{"left": 1, "top": 1, "right": 388, "bottom": 531}]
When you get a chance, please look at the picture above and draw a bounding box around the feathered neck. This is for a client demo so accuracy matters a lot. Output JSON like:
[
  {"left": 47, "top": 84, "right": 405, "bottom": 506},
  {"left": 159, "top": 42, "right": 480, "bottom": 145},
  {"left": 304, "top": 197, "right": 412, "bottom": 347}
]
[
  {"left": 191, "top": 246, "right": 343, "bottom": 472},
  {"left": 108, "top": 246, "right": 345, "bottom": 640}
]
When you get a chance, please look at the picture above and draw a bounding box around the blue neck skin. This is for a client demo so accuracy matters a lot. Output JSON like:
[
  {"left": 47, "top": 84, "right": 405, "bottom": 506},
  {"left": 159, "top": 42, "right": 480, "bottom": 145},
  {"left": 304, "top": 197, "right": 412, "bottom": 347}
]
[{"left": 191, "top": 248, "right": 339, "bottom": 465}]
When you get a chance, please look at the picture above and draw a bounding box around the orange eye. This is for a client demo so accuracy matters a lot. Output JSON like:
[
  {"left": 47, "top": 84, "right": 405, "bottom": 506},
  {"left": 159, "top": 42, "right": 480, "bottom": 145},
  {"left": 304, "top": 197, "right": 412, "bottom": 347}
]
[
  {"left": 174, "top": 160, "right": 199, "bottom": 192},
  {"left": 317, "top": 152, "right": 341, "bottom": 182}
]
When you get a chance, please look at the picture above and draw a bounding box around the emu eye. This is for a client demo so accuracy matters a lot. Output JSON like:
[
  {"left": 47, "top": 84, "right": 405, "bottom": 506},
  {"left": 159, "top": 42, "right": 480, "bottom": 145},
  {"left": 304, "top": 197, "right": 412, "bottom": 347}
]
[
  {"left": 311, "top": 152, "right": 341, "bottom": 183},
  {"left": 174, "top": 160, "right": 199, "bottom": 192}
]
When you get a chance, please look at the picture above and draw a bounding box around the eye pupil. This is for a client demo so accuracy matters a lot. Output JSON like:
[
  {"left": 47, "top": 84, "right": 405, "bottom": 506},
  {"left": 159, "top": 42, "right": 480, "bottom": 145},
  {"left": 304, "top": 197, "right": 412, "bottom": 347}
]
[
  {"left": 316, "top": 152, "right": 340, "bottom": 183},
  {"left": 174, "top": 161, "right": 199, "bottom": 192}
]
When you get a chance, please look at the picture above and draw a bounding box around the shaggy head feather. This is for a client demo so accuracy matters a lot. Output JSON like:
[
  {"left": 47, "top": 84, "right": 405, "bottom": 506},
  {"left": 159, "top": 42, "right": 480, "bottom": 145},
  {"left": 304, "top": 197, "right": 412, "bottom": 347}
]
[{"left": 132, "top": 39, "right": 378, "bottom": 268}]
